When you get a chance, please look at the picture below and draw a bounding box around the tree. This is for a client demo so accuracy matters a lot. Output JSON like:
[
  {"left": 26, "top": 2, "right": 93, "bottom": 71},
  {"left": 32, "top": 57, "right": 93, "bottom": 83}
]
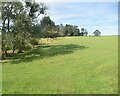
[
  {"left": 64, "top": 24, "right": 73, "bottom": 36},
  {"left": 80, "top": 28, "right": 84, "bottom": 36},
  {"left": 80, "top": 28, "right": 88, "bottom": 36},
  {"left": 93, "top": 30, "right": 101, "bottom": 36},
  {"left": 25, "top": 2, "right": 48, "bottom": 22},
  {"left": 73, "top": 26, "right": 80, "bottom": 36},
  {"left": 40, "top": 16, "right": 55, "bottom": 38},
  {"left": 1, "top": 1, "right": 48, "bottom": 59},
  {"left": 83, "top": 29, "right": 88, "bottom": 36},
  {"left": 13, "top": 13, "right": 32, "bottom": 53},
  {"left": 1, "top": 2, "right": 24, "bottom": 59},
  {"left": 59, "top": 24, "right": 65, "bottom": 37}
]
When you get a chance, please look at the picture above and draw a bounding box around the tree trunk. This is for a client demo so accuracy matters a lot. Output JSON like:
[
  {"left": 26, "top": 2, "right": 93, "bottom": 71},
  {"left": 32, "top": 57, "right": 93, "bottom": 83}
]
[
  {"left": 5, "top": 50, "right": 7, "bottom": 57},
  {"left": 1, "top": 51, "right": 5, "bottom": 60},
  {"left": 1, "top": 51, "right": 7, "bottom": 60},
  {"left": 12, "top": 44, "right": 16, "bottom": 53}
]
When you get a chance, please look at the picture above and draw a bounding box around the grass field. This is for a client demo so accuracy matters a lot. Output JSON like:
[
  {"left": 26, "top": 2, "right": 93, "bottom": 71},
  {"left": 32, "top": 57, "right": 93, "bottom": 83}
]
[{"left": 2, "top": 36, "right": 118, "bottom": 94}]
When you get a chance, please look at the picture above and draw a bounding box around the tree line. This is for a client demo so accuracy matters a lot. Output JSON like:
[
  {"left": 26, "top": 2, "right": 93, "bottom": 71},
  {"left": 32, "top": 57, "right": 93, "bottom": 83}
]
[{"left": 32, "top": 16, "right": 90, "bottom": 38}]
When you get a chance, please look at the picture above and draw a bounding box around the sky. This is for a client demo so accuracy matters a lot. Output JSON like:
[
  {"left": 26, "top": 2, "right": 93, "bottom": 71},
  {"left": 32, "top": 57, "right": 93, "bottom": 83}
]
[
  {"left": 0, "top": 0, "right": 119, "bottom": 36},
  {"left": 35, "top": 0, "right": 118, "bottom": 36}
]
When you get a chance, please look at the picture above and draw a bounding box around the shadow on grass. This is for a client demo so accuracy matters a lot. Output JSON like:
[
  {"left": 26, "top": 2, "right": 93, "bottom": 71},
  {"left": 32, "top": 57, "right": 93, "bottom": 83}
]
[{"left": 7, "top": 44, "right": 88, "bottom": 64}]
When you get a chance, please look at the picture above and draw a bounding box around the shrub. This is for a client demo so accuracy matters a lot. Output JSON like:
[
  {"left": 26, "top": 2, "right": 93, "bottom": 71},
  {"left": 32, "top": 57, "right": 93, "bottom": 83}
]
[{"left": 30, "top": 38, "right": 39, "bottom": 46}]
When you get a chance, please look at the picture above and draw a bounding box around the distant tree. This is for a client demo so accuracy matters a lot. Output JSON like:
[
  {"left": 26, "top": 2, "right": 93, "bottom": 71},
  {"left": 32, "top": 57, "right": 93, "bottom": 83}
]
[
  {"left": 93, "top": 30, "right": 101, "bottom": 36},
  {"left": 59, "top": 24, "right": 65, "bottom": 37},
  {"left": 81, "top": 28, "right": 84, "bottom": 32},
  {"left": 64, "top": 24, "right": 80, "bottom": 36},
  {"left": 73, "top": 26, "right": 80, "bottom": 36},
  {"left": 64, "top": 24, "right": 70, "bottom": 36},
  {"left": 83, "top": 29, "right": 88, "bottom": 36},
  {"left": 80, "top": 28, "right": 88, "bottom": 36},
  {"left": 40, "top": 16, "right": 56, "bottom": 38},
  {"left": 80, "top": 28, "right": 85, "bottom": 36}
]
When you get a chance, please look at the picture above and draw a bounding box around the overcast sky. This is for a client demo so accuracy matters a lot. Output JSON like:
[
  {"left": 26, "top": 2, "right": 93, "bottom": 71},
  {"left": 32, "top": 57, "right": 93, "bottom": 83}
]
[{"left": 36, "top": 0, "right": 118, "bottom": 35}]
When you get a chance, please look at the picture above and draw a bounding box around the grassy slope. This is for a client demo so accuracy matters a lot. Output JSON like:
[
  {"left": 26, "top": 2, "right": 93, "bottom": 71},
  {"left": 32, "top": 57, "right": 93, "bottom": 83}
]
[{"left": 3, "top": 36, "right": 118, "bottom": 94}]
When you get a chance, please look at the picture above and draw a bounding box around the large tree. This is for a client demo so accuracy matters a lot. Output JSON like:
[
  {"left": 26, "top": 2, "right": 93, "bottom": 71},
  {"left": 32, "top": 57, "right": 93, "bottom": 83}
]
[
  {"left": 1, "top": 2, "right": 24, "bottom": 59},
  {"left": 1, "top": 1, "right": 48, "bottom": 59}
]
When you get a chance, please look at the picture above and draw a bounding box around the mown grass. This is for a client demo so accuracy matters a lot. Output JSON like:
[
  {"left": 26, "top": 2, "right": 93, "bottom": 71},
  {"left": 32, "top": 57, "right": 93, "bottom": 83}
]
[{"left": 2, "top": 36, "right": 118, "bottom": 94}]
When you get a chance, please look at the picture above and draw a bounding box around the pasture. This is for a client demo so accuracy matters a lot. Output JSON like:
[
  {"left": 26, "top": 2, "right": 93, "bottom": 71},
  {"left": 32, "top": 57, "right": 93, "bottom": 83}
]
[{"left": 2, "top": 36, "right": 118, "bottom": 94}]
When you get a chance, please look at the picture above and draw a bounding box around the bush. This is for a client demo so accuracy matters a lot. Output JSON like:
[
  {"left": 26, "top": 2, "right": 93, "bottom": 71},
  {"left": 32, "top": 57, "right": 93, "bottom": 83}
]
[
  {"left": 30, "top": 38, "right": 39, "bottom": 46},
  {"left": 24, "top": 45, "right": 31, "bottom": 51}
]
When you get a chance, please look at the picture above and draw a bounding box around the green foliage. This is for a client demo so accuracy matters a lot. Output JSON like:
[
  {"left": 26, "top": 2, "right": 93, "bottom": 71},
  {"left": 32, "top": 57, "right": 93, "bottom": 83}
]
[
  {"left": 2, "top": 33, "right": 13, "bottom": 50},
  {"left": 40, "top": 16, "right": 56, "bottom": 38},
  {"left": 64, "top": 24, "right": 80, "bottom": 36},
  {"left": 1, "top": 1, "right": 48, "bottom": 58},
  {"left": 39, "top": 17, "right": 80, "bottom": 38},
  {"left": 80, "top": 28, "right": 88, "bottom": 36},
  {"left": 1, "top": 2, "right": 25, "bottom": 58},
  {"left": 13, "top": 13, "right": 32, "bottom": 52},
  {"left": 30, "top": 38, "right": 39, "bottom": 46},
  {"left": 41, "top": 16, "right": 55, "bottom": 29}
]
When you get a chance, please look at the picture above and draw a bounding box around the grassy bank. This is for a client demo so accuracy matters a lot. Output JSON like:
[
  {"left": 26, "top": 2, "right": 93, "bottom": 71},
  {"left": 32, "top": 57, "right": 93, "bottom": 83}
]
[{"left": 2, "top": 36, "right": 118, "bottom": 94}]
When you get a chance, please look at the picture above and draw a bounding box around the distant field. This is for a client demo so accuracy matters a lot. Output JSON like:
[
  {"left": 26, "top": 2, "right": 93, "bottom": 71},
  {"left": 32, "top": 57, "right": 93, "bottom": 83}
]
[{"left": 2, "top": 36, "right": 118, "bottom": 94}]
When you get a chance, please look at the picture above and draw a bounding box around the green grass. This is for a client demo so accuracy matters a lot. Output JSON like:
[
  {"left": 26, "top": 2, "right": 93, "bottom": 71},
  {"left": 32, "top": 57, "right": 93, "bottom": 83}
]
[{"left": 2, "top": 36, "right": 118, "bottom": 94}]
